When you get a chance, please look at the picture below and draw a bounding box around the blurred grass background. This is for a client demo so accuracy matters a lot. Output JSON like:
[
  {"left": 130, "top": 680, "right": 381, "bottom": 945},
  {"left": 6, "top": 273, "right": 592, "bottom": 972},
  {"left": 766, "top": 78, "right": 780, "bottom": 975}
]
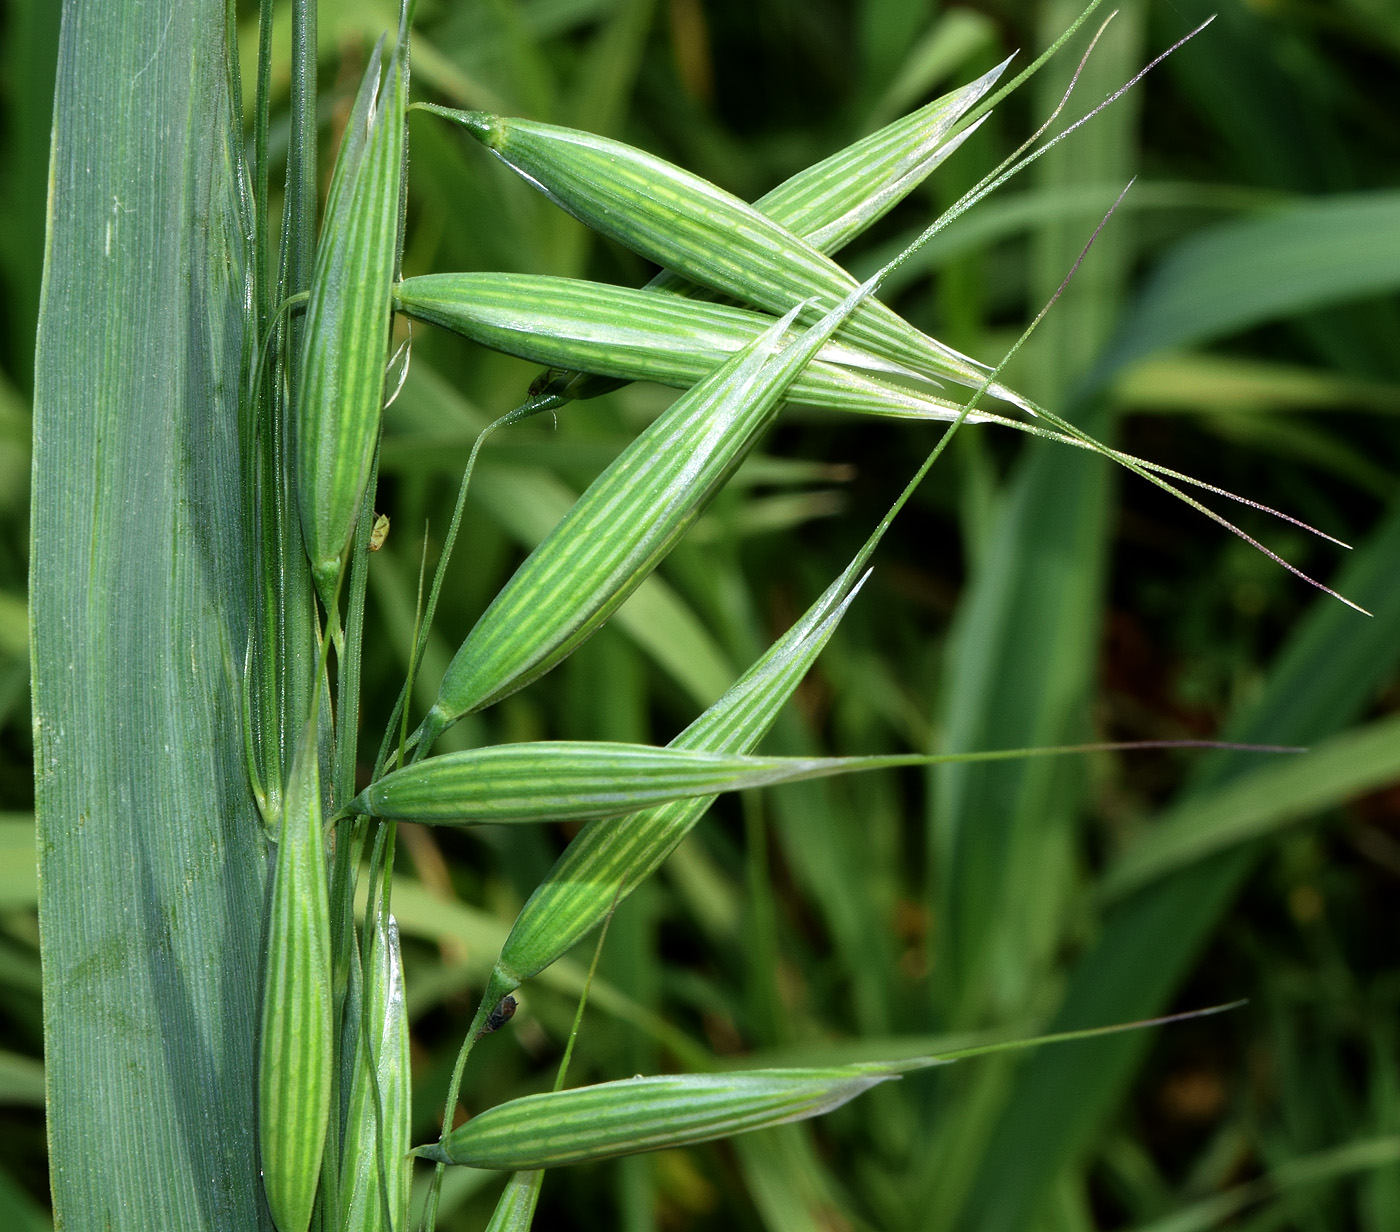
[{"left": 3, "top": 0, "right": 1400, "bottom": 1228}]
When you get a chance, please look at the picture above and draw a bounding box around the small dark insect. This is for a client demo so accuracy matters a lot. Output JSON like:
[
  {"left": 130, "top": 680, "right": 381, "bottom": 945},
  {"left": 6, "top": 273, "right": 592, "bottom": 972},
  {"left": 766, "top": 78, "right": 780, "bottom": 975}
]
[
  {"left": 528, "top": 368, "right": 570, "bottom": 398},
  {"left": 475, "top": 994, "right": 518, "bottom": 1040}
]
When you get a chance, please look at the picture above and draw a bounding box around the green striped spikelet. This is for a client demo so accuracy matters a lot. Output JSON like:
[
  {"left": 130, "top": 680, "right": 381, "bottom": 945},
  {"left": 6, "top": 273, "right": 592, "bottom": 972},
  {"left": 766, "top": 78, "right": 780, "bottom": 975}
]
[
  {"left": 395, "top": 271, "right": 1012, "bottom": 422},
  {"left": 415, "top": 303, "right": 809, "bottom": 744},
  {"left": 258, "top": 719, "right": 332, "bottom": 1232},
  {"left": 487, "top": 563, "right": 867, "bottom": 992},
  {"left": 296, "top": 39, "right": 405, "bottom": 606},
  {"left": 339, "top": 911, "right": 411, "bottom": 1232},
  {"left": 426, "top": 106, "right": 1026, "bottom": 408},
  {"left": 352, "top": 741, "right": 930, "bottom": 824},
  {"left": 423, "top": 1064, "right": 907, "bottom": 1169}
]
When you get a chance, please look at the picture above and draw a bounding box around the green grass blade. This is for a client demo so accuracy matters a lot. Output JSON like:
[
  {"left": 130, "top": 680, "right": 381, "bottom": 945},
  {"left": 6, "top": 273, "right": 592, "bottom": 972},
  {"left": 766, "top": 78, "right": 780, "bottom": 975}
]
[
  {"left": 1102, "top": 712, "right": 1400, "bottom": 899},
  {"left": 1096, "top": 191, "right": 1400, "bottom": 379},
  {"left": 32, "top": 2, "right": 268, "bottom": 1227},
  {"left": 1128, "top": 1137, "right": 1400, "bottom": 1232},
  {"left": 0, "top": 1050, "right": 44, "bottom": 1106},
  {"left": 960, "top": 497, "right": 1400, "bottom": 1232},
  {"left": 916, "top": 9, "right": 1144, "bottom": 1226},
  {"left": 422, "top": 105, "right": 1019, "bottom": 400},
  {"left": 297, "top": 36, "right": 405, "bottom": 605}
]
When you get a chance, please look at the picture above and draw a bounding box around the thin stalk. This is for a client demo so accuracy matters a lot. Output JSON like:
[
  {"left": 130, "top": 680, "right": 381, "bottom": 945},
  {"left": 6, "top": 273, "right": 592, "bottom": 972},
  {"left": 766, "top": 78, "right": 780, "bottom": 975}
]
[
  {"left": 360, "top": 819, "right": 402, "bottom": 1232},
  {"left": 374, "top": 393, "right": 565, "bottom": 776},
  {"left": 277, "top": 0, "right": 320, "bottom": 765},
  {"left": 554, "top": 893, "right": 620, "bottom": 1093},
  {"left": 420, "top": 892, "right": 621, "bottom": 1232}
]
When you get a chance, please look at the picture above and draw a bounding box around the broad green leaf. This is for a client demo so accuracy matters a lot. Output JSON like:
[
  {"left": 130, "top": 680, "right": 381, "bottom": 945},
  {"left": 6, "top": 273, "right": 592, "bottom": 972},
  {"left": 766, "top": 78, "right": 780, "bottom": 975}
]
[
  {"left": 424, "top": 106, "right": 1026, "bottom": 405},
  {"left": 354, "top": 741, "right": 938, "bottom": 823},
  {"left": 32, "top": 2, "right": 267, "bottom": 1228},
  {"left": 297, "top": 35, "right": 405, "bottom": 604},
  {"left": 395, "top": 271, "right": 1013, "bottom": 421},
  {"left": 1097, "top": 192, "right": 1400, "bottom": 379},
  {"left": 422, "top": 1065, "right": 905, "bottom": 1168},
  {"left": 259, "top": 720, "right": 333, "bottom": 1232},
  {"left": 1102, "top": 712, "right": 1400, "bottom": 899}
]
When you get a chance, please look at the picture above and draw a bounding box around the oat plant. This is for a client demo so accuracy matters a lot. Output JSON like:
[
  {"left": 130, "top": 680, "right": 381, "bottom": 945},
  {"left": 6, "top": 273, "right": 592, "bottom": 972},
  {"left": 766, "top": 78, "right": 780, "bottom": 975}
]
[{"left": 33, "top": 2, "right": 1325, "bottom": 1230}]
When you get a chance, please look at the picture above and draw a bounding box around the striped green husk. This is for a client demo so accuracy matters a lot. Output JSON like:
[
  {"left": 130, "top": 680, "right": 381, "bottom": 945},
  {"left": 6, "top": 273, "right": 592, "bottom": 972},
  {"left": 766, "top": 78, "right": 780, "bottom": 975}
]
[
  {"left": 488, "top": 562, "right": 869, "bottom": 991},
  {"left": 428, "top": 107, "right": 1020, "bottom": 404},
  {"left": 394, "top": 272, "right": 1008, "bottom": 420},
  {"left": 259, "top": 721, "right": 333, "bottom": 1232},
  {"left": 338, "top": 913, "right": 411, "bottom": 1232},
  {"left": 536, "top": 60, "right": 1004, "bottom": 402},
  {"left": 352, "top": 741, "right": 929, "bottom": 823},
  {"left": 655, "top": 57, "right": 1005, "bottom": 288},
  {"left": 418, "top": 290, "right": 870, "bottom": 741},
  {"left": 424, "top": 1065, "right": 904, "bottom": 1169},
  {"left": 296, "top": 40, "right": 405, "bottom": 604}
]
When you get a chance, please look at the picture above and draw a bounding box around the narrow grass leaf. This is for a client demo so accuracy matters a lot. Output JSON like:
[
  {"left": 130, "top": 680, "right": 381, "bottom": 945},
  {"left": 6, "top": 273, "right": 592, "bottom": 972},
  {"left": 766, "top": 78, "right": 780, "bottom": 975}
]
[
  {"left": 297, "top": 38, "right": 405, "bottom": 605},
  {"left": 1096, "top": 191, "right": 1400, "bottom": 381},
  {"left": 395, "top": 272, "right": 1007, "bottom": 420},
  {"left": 1101, "top": 711, "right": 1400, "bottom": 899},
  {"left": 959, "top": 499, "right": 1400, "bottom": 1232},
  {"left": 422, "top": 105, "right": 1022, "bottom": 402},
  {"left": 354, "top": 742, "right": 939, "bottom": 823},
  {"left": 259, "top": 720, "right": 333, "bottom": 1232},
  {"left": 1127, "top": 1136, "right": 1400, "bottom": 1232},
  {"left": 339, "top": 913, "right": 412, "bottom": 1232},
  {"left": 417, "top": 291, "right": 868, "bottom": 743}
]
